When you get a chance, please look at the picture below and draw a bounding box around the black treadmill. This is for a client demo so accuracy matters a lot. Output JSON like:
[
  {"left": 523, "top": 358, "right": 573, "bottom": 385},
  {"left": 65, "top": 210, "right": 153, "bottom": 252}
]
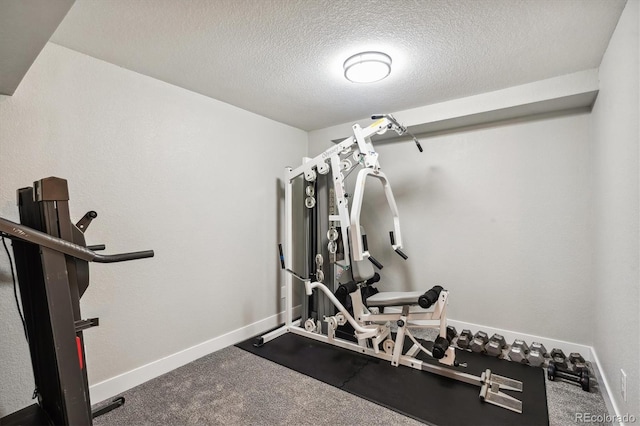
[{"left": 0, "top": 177, "right": 154, "bottom": 425}]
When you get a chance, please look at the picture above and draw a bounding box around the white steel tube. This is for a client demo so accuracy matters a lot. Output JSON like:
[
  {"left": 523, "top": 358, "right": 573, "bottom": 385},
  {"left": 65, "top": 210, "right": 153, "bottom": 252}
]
[
  {"left": 306, "top": 280, "right": 376, "bottom": 335},
  {"left": 349, "top": 169, "right": 403, "bottom": 261}
]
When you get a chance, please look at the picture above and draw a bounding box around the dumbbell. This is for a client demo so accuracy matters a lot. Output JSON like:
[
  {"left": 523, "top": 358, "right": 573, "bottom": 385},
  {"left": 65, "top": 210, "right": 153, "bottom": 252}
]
[
  {"left": 548, "top": 361, "right": 590, "bottom": 391},
  {"left": 508, "top": 340, "right": 529, "bottom": 363},
  {"left": 550, "top": 348, "right": 568, "bottom": 368},
  {"left": 456, "top": 329, "right": 473, "bottom": 350},
  {"left": 446, "top": 326, "right": 458, "bottom": 342},
  {"left": 485, "top": 334, "right": 507, "bottom": 357},
  {"left": 569, "top": 353, "right": 587, "bottom": 371},
  {"left": 527, "top": 342, "right": 548, "bottom": 367},
  {"left": 470, "top": 331, "right": 489, "bottom": 353}
]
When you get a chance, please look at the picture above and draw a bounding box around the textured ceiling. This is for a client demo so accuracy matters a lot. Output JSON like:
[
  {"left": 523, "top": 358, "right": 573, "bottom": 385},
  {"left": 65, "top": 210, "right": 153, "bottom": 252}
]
[{"left": 50, "top": 0, "right": 626, "bottom": 131}]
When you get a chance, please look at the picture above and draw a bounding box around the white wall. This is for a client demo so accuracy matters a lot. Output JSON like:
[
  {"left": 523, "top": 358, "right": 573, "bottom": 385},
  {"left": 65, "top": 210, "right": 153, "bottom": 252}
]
[
  {"left": 590, "top": 0, "right": 639, "bottom": 418},
  {"left": 0, "top": 43, "right": 307, "bottom": 416}
]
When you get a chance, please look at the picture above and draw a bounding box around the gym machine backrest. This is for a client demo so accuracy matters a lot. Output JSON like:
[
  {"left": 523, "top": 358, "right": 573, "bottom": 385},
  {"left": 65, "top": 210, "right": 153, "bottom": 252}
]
[{"left": 0, "top": 177, "right": 154, "bottom": 426}]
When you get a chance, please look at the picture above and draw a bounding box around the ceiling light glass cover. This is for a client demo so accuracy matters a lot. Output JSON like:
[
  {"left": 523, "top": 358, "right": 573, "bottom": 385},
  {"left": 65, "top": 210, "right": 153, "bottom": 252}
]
[{"left": 343, "top": 51, "right": 392, "bottom": 83}]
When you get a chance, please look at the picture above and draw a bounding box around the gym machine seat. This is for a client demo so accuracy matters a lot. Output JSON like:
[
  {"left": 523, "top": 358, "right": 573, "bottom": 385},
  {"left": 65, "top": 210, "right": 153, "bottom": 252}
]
[{"left": 366, "top": 291, "right": 431, "bottom": 307}]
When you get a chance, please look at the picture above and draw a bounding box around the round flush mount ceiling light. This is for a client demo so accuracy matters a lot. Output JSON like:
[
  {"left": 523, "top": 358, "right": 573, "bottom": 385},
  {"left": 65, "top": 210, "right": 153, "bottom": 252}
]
[{"left": 343, "top": 51, "right": 392, "bottom": 83}]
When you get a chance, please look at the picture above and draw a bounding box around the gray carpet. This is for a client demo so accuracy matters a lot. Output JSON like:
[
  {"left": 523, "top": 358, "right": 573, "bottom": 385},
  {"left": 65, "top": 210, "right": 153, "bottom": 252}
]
[
  {"left": 92, "top": 342, "right": 610, "bottom": 426},
  {"left": 93, "top": 346, "right": 420, "bottom": 426}
]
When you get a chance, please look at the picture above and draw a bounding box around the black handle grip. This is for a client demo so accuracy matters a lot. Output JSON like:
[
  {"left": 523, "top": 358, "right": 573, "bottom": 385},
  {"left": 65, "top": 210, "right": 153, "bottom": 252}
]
[
  {"left": 371, "top": 115, "right": 384, "bottom": 120},
  {"left": 395, "top": 248, "right": 408, "bottom": 260},
  {"left": 414, "top": 139, "right": 424, "bottom": 153},
  {"left": 93, "top": 250, "right": 154, "bottom": 263},
  {"left": 389, "top": 231, "right": 395, "bottom": 245},
  {"left": 368, "top": 256, "right": 383, "bottom": 270},
  {"left": 362, "top": 234, "right": 368, "bottom": 251},
  {"left": 87, "top": 244, "right": 105, "bottom": 251},
  {"left": 278, "top": 244, "right": 285, "bottom": 269}
]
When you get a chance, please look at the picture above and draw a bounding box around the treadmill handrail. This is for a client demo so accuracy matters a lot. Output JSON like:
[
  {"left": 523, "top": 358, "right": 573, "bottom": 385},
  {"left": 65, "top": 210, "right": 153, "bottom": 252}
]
[
  {"left": 0, "top": 216, "right": 154, "bottom": 263},
  {"left": 93, "top": 251, "right": 154, "bottom": 263}
]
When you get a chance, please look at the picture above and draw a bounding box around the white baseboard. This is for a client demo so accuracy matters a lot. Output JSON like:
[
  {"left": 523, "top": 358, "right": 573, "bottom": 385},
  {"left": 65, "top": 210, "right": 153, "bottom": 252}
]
[
  {"left": 89, "top": 305, "right": 301, "bottom": 405},
  {"left": 589, "top": 348, "right": 626, "bottom": 425}
]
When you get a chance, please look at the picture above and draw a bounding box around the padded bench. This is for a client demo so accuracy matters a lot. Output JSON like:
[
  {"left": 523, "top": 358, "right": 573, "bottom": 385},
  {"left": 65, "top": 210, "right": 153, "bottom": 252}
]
[{"left": 366, "top": 291, "right": 425, "bottom": 307}]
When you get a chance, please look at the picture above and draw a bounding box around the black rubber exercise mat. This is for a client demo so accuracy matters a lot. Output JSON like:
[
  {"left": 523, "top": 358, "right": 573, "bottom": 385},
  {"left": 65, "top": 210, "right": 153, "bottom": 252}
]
[{"left": 236, "top": 332, "right": 549, "bottom": 426}]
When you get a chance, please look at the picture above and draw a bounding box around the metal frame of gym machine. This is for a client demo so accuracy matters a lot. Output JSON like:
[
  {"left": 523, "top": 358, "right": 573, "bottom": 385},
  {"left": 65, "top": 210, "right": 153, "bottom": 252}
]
[
  {"left": 0, "top": 177, "right": 154, "bottom": 426},
  {"left": 257, "top": 114, "right": 524, "bottom": 413}
]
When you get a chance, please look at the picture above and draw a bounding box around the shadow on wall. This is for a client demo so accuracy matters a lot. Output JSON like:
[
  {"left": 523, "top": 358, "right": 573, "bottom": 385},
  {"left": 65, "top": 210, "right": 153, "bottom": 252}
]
[{"left": 0, "top": 262, "right": 13, "bottom": 284}]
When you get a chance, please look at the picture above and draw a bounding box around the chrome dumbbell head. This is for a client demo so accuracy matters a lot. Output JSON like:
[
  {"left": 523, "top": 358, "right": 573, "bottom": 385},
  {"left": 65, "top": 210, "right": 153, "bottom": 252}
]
[
  {"left": 446, "top": 325, "right": 458, "bottom": 342},
  {"left": 550, "top": 348, "right": 567, "bottom": 368},
  {"left": 470, "top": 331, "right": 489, "bottom": 353},
  {"left": 527, "top": 342, "right": 548, "bottom": 367},
  {"left": 485, "top": 334, "right": 507, "bottom": 357},
  {"left": 457, "top": 329, "right": 473, "bottom": 350},
  {"left": 508, "top": 339, "right": 530, "bottom": 363}
]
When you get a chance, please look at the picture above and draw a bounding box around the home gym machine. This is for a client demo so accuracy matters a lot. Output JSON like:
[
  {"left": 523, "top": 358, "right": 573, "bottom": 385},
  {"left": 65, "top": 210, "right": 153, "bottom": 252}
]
[
  {"left": 257, "top": 114, "right": 524, "bottom": 413},
  {"left": 0, "top": 177, "right": 154, "bottom": 425}
]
